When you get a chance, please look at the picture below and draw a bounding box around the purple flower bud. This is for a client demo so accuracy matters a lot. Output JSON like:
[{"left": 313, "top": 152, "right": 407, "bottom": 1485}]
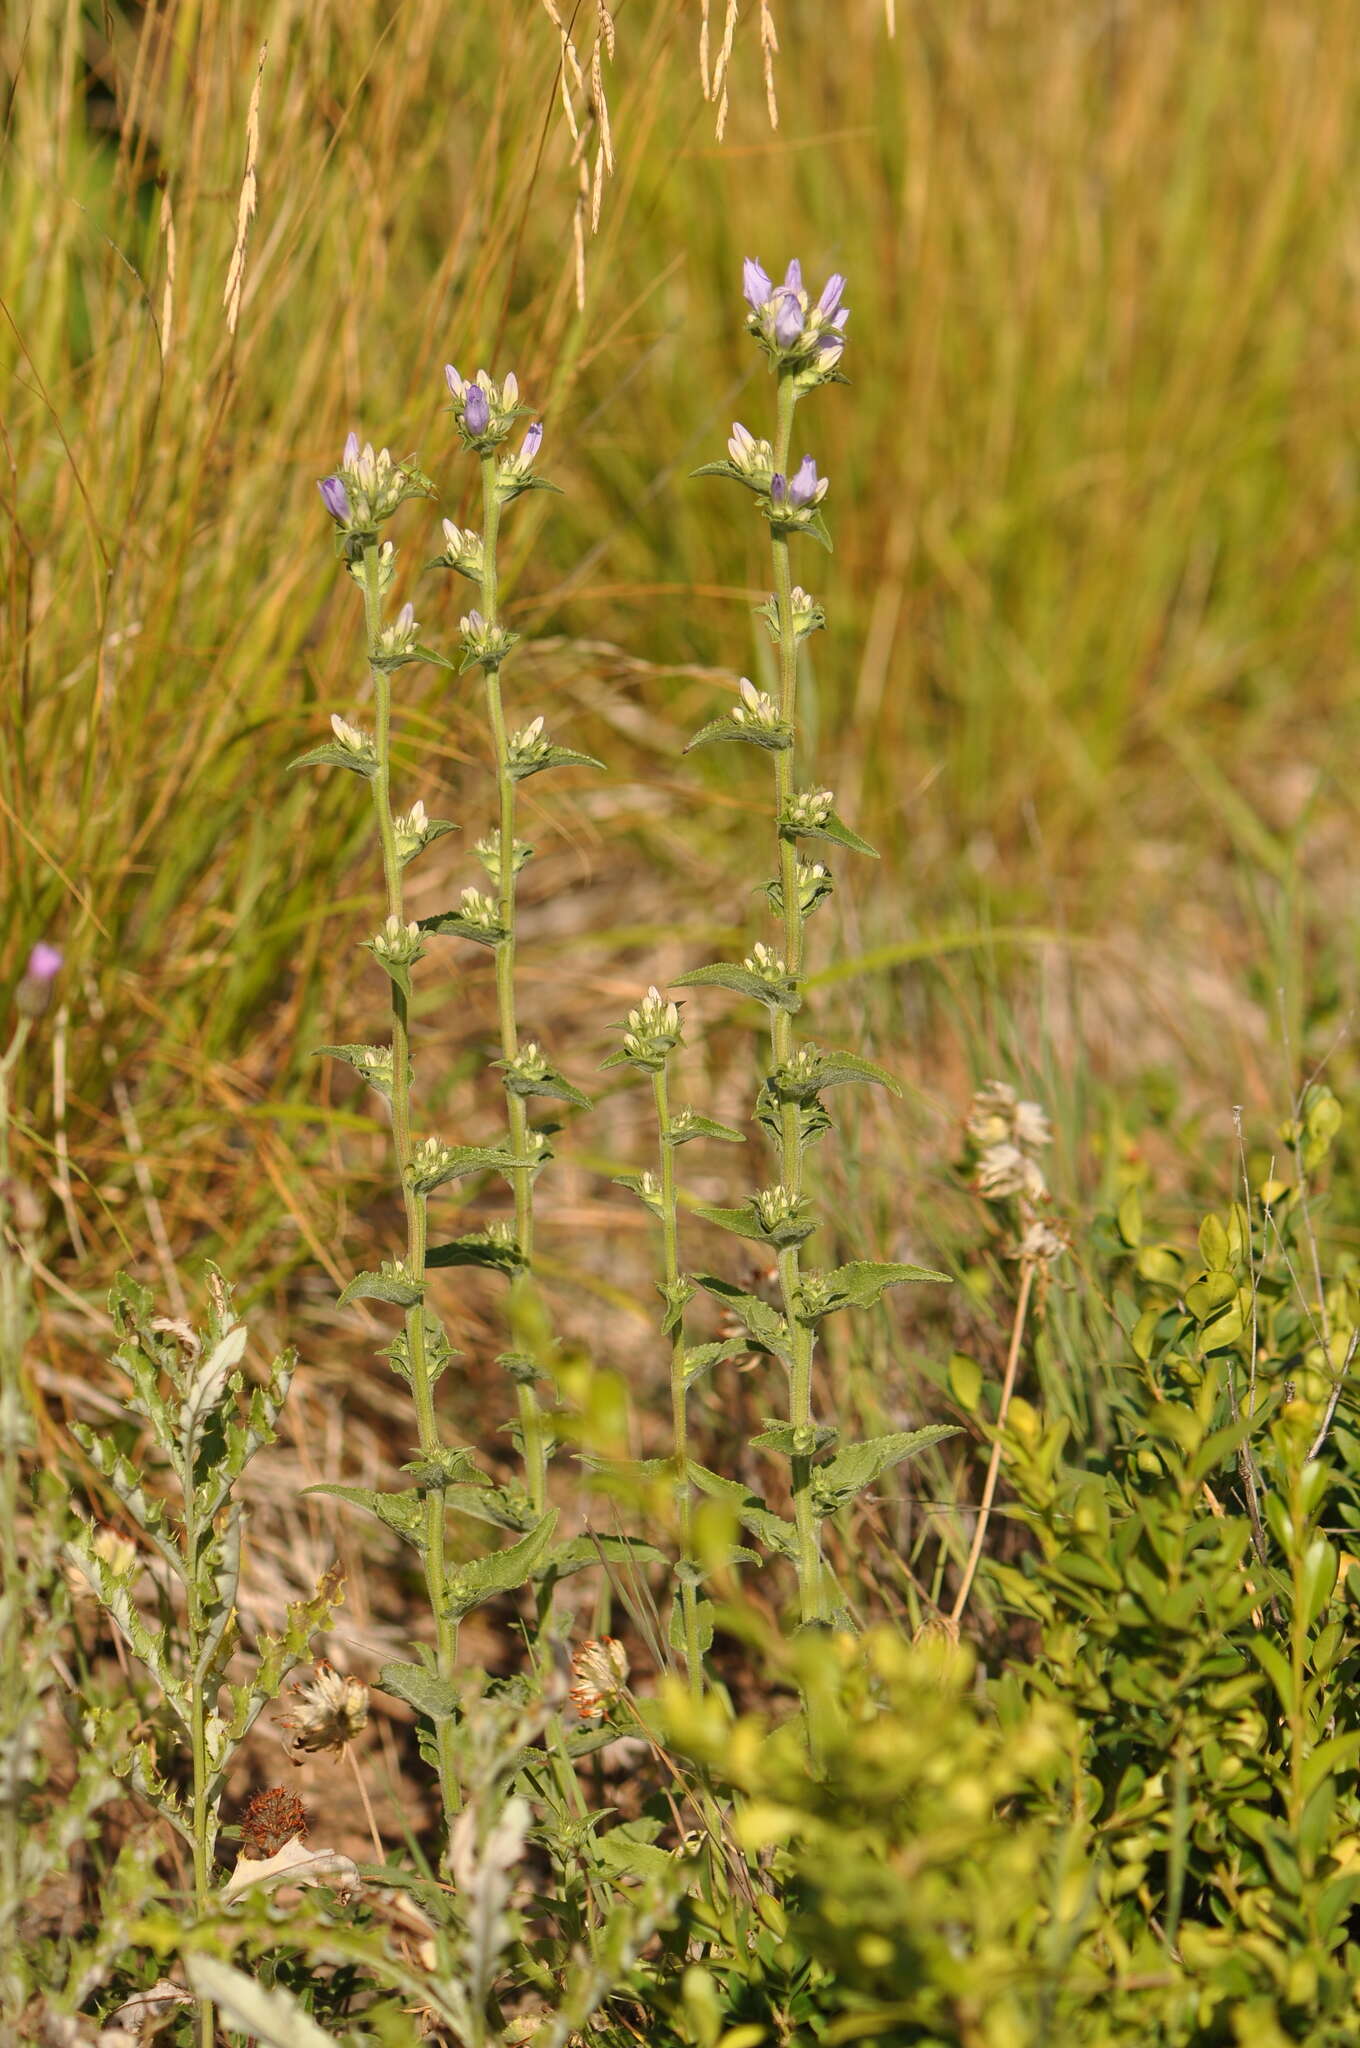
[
  {"left": 466, "top": 610, "right": 485, "bottom": 632},
  {"left": 769, "top": 473, "right": 787, "bottom": 506},
  {"left": 789, "top": 456, "right": 821, "bottom": 508},
  {"left": 772, "top": 291, "right": 805, "bottom": 349},
  {"left": 15, "top": 941, "right": 62, "bottom": 1018},
  {"left": 27, "top": 943, "right": 62, "bottom": 982},
  {"left": 817, "top": 272, "right": 845, "bottom": 317},
  {"left": 396, "top": 602, "right": 415, "bottom": 633},
  {"left": 444, "top": 364, "right": 463, "bottom": 396},
  {"left": 318, "top": 476, "right": 351, "bottom": 522},
  {"left": 783, "top": 258, "right": 803, "bottom": 294},
  {"left": 521, "top": 421, "right": 543, "bottom": 462},
  {"left": 463, "top": 385, "right": 491, "bottom": 436},
  {"left": 742, "top": 258, "right": 772, "bottom": 311},
  {"left": 343, "top": 432, "right": 360, "bottom": 466}
]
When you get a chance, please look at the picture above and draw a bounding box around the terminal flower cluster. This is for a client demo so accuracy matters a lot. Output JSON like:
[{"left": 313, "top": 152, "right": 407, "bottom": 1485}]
[
  {"left": 742, "top": 257, "right": 849, "bottom": 385},
  {"left": 445, "top": 365, "right": 523, "bottom": 451}
]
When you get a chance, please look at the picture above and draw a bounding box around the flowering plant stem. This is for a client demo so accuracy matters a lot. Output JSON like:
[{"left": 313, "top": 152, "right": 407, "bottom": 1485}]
[
  {"left": 360, "top": 541, "right": 463, "bottom": 1826},
  {"left": 767, "top": 372, "right": 824, "bottom": 1627},
  {"left": 651, "top": 1064, "right": 704, "bottom": 1694},
  {"left": 477, "top": 454, "right": 549, "bottom": 1513}
]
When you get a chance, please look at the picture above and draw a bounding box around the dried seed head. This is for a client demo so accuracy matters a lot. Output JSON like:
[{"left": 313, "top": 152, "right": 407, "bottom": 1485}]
[
  {"left": 569, "top": 1636, "right": 629, "bottom": 1719},
  {"left": 240, "top": 1786, "right": 309, "bottom": 1859},
  {"left": 279, "top": 1660, "right": 369, "bottom": 1759}
]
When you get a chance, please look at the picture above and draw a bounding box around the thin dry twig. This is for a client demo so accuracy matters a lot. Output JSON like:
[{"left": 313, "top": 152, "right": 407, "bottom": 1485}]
[{"left": 950, "top": 1259, "right": 1035, "bottom": 1629}]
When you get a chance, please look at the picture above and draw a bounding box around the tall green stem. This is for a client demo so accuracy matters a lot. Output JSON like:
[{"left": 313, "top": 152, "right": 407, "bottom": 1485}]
[
  {"left": 652, "top": 1066, "right": 704, "bottom": 1693},
  {"left": 360, "top": 542, "right": 462, "bottom": 1830},
  {"left": 768, "top": 373, "right": 824, "bottom": 1625},
  {"left": 477, "top": 457, "right": 548, "bottom": 1513},
  {"left": 0, "top": 1022, "right": 31, "bottom": 2014}
]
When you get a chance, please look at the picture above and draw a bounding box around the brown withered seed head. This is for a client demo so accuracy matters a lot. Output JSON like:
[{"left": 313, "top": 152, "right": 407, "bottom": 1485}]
[
  {"left": 278, "top": 1659, "right": 370, "bottom": 1760},
  {"left": 240, "top": 1787, "right": 308, "bottom": 1859}
]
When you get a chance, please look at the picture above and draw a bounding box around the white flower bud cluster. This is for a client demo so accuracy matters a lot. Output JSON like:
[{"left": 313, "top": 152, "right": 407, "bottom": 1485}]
[
  {"left": 732, "top": 678, "right": 781, "bottom": 730},
  {"left": 474, "top": 830, "right": 531, "bottom": 881},
  {"left": 374, "top": 602, "right": 419, "bottom": 664},
  {"left": 727, "top": 421, "right": 776, "bottom": 488},
  {"left": 510, "top": 1042, "right": 549, "bottom": 1082},
  {"left": 458, "top": 887, "right": 500, "bottom": 932},
  {"left": 796, "top": 860, "right": 833, "bottom": 915},
  {"left": 755, "top": 1184, "right": 799, "bottom": 1230},
  {"left": 394, "top": 799, "right": 431, "bottom": 864},
  {"left": 330, "top": 713, "right": 377, "bottom": 762},
  {"left": 508, "top": 714, "right": 550, "bottom": 767},
  {"left": 341, "top": 438, "right": 422, "bottom": 525},
  {"left": 744, "top": 941, "right": 788, "bottom": 981},
  {"left": 437, "top": 521, "right": 484, "bottom": 580},
  {"left": 966, "top": 1080, "right": 1066, "bottom": 1272},
  {"left": 372, "top": 914, "right": 424, "bottom": 964},
  {"left": 786, "top": 787, "right": 835, "bottom": 830}
]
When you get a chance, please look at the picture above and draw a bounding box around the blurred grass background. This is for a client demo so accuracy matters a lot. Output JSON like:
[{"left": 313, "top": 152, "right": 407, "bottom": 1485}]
[{"left": 4, "top": 0, "right": 1360, "bottom": 1530}]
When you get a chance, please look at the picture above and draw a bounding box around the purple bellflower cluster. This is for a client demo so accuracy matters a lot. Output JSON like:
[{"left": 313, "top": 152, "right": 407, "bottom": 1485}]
[{"left": 742, "top": 257, "right": 849, "bottom": 387}]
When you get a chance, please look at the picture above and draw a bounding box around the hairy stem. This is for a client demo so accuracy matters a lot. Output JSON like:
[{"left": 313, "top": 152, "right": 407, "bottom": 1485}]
[
  {"left": 360, "top": 542, "right": 462, "bottom": 1830},
  {"left": 478, "top": 456, "right": 548, "bottom": 1512},
  {"left": 652, "top": 1066, "right": 704, "bottom": 1692},
  {"left": 767, "top": 371, "right": 824, "bottom": 1625}
]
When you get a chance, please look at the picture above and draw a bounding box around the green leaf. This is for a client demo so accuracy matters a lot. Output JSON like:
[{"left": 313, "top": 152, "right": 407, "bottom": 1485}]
[
  {"left": 1198, "top": 1212, "right": 1232, "bottom": 1272},
  {"left": 548, "top": 1534, "right": 670, "bottom": 1576},
  {"left": 1249, "top": 1634, "right": 1296, "bottom": 1715},
  {"left": 445, "top": 1512, "right": 559, "bottom": 1619},
  {"left": 307, "top": 1484, "right": 426, "bottom": 1551},
  {"left": 289, "top": 742, "right": 377, "bottom": 780},
  {"left": 1302, "top": 1537, "right": 1340, "bottom": 1625},
  {"left": 418, "top": 908, "right": 507, "bottom": 947},
  {"left": 684, "top": 716, "right": 794, "bottom": 754},
  {"left": 811, "top": 1428, "right": 960, "bottom": 1516},
  {"left": 426, "top": 1234, "right": 525, "bottom": 1274},
  {"left": 614, "top": 1172, "right": 663, "bottom": 1213},
  {"left": 337, "top": 1267, "right": 423, "bottom": 1308},
  {"left": 693, "top": 1199, "right": 815, "bottom": 1248},
  {"left": 312, "top": 1044, "right": 398, "bottom": 1100},
  {"left": 180, "top": 1323, "right": 247, "bottom": 1473},
  {"left": 779, "top": 808, "right": 878, "bottom": 858},
  {"left": 508, "top": 744, "right": 605, "bottom": 783},
  {"left": 750, "top": 1419, "right": 838, "bottom": 1458},
  {"left": 682, "top": 1338, "right": 750, "bottom": 1385},
  {"left": 672, "top": 962, "right": 801, "bottom": 1014},
  {"left": 379, "top": 1660, "right": 460, "bottom": 1721},
  {"left": 498, "top": 1058, "right": 591, "bottom": 1108},
  {"left": 669, "top": 1595, "right": 716, "bottom": 1657},
  {"left": 667, "top": 1113, "right": 746, "bottom": 1147},
  {"left": 694, "top": 1276, "right": 792, "bottom": 1362},
  {"left": 795, "top": 1259, "right": 950, "bottom": 1324},
  {"left": 363, "top": 947, "right": 413, "bottom": 1001},
  {"left": 690, "top": 458, "right": 762, "bottom": 492},
  {"left": 409, "top": 1144, "right": 519, "bottom": 1195},
  {"left": 183, "top": 1958, "right": 340, "bottom": 2048},
  {"left": 398, "top": 818, "right": 459, "bottom": 866}
]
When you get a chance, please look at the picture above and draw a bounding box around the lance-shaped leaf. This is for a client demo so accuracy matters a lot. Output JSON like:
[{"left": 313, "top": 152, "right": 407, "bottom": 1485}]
[
  {"left": 338, "top": 1265, "right": 423, "bottom": 1308},
  {"left": 672, "top": 962, "right": 801, "bottom": 1014},
  {"left": 768, "top": 1047, "right": 902, "bottom": 1104},
  {"left": 363, "top": 946, "right": 414, "bottom": 1002},
  {"left": 811, "top": 1427, "right": 960, "bottom": 1517},
  {"left": 692, "top": 1197, "right": 815, "bottom": 1249},
  {"left": 508, "top": 743, "right": 606, "bottom": 784},
  {"left": 666, "top": 1112, "right": 746, "bottom": 1147},
  {"left": 69, "top": 1425, "right": 183, "bottom": 1580},
  {"left": 764, "top": 505, "right": 834, "bottom": 552},
  {"left": 658, "top": 1277, "right": 695, "bottom": 1335},
  {"left": 794, "top": 1258, "right": 952, "bottom": 1325},
  {"left": 385, "top": 1311, "right": 459, "bottom": 1389},
  {"left": 399, "top": 817, "right": 459, "bottom": 865},
  {"left": 438, "top": 1483, "right": 540, "bottom": 1531},
  {"left": 181, "top": 1322, "right": 247, "bottom": 1477},
  {"left": 685, "top": 715, "right": 793, "bottom": 754},
  {"left": 307, "top": 1483, "right": 427, "bottom": 1552},
  {"left": 497, "top": 1056, "right": 591, "bottom": 1109},
  {"left": 408, "top": 1143, "right": 519, "bottom": 1195},
  {"left": 380, "top": 1660, "right": 460, "bottom": 1722},
  {"left": 669, "top": 1596, "right": 717, "bottom": 1657},
  {"left": 687, "top": 1465, "right": 793, "bottom": 1562},
  {"left": 779, "top": 807, "right": 878, "bottom": 858},
  {"left": 614, "top": 1172, "right": 663, "bottom": 1216},
  {"left": 444, "top": 1512, "right": 559, "bottom": 1620},
  {"left": 690, "top": 457, "right": 763, "bottom": 492},
  {"left": 427, "top": 1233, "right": 526, "bottom": 1275},
  {"left": 694, "top": 1276, "right": 793, "bottom": 1362},
  {"left": 418, "top": 906, "right": 508, "bottom": 948},
  {"left": 400, "top": 1445, "right": 488, "bottom": 1490},
  {"left": 410, "top": 641, "right": 459, "bottom": 671},
  {"left": 312, "top": 1043, "right": 400, "bottom": 1100},
  {"left": 548, "top": 1533, "right": 670, "bottom": 1577},
  {"left": 682, "top": 1337, "right": 752, "bottom": 1386},
  {"left": 289, "top": 740, "right": 378, "bottom": 779},
  {"left": 750, "top": 1419, "right": 839, "bottom": 1458},
  {"left": 223, "top": 1564, "right": 346, "bottom": 1751}
]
